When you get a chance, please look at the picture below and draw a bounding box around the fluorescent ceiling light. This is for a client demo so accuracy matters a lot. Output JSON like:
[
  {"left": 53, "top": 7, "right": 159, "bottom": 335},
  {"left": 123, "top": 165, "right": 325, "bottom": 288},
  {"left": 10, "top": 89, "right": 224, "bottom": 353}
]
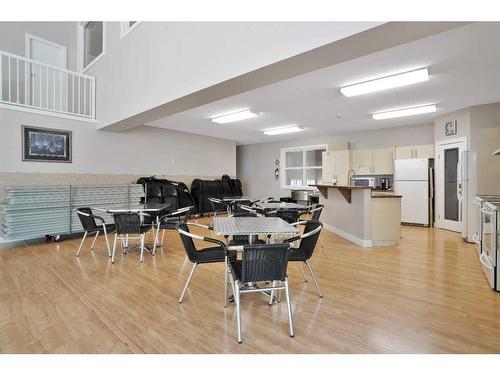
[
  {"left": 340, "top": 68, "right": 429, "bottom": 97},
  {"left": 211, "top": 109, "right": 259, "bottom": 124},
  {"left": 372, "top": 104, "right": 437, "bottom": 120},
  {"left": 263, "top": 125, "right": 303, "bottom": 136}
]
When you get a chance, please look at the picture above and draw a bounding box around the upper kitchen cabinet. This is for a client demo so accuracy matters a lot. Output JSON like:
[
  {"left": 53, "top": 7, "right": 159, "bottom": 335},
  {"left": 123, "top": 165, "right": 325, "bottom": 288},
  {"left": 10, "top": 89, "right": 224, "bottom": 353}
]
[
  {"left": 372, "top": 148, "right": 395, "bottom": 174},
  {"left": 322, "top": 149, "right": 351, "bottom": 185},
  {"left": 395, "top": 144, "right": 435, "bottom": 159},
  {"left": 352, "top": 148, "right": 394, "bottom": 175},
  {"left": 352, "top": 149, "right": 373, "bottom": 175}
]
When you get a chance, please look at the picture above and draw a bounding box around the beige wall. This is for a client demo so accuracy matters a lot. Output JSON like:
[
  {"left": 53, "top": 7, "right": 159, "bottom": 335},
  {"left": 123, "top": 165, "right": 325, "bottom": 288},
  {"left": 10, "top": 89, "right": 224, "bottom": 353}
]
[
  {"left": 0, "top": 108, "right": 236, "bottom": 185},
  {"left": 434, "top": 107, "right": 471, "bottom": 148},
  {"left": 470, "top": 103, "right": 500, "bottom": 194},
  {"left": 237, "top": 123, "right": 434, "bottom": 200}
]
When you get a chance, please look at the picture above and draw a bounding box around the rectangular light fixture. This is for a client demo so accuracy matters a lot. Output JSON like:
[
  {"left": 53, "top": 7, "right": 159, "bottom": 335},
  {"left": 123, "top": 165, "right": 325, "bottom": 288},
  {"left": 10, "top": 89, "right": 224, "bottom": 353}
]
[
  {"left": 340, "top": 68, "right": 429, "bottom": 97},
  {"left": 211, "top": 109, "right": 259, "bottom": 124},
  {"left": 263, "top": 125, "right": 303, "bottom": 136},
  {"left": 372, "top": 104, "right": 437, "bottom": 120}
]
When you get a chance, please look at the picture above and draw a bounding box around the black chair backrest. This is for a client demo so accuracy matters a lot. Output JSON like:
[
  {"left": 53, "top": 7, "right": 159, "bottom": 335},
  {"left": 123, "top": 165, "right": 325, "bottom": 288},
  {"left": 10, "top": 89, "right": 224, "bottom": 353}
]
[
  {"left": 113, "top": 212, "right": 143, "bottom": 234},
  {"left": 296, "top": 221, "right": 322, "bottom": 259},
  {"left": 240, "top": 244, "right": 289, "bottom": 284},
  {"left": 77, "top": 207, "right": 98, "bottom": 231},
  {"left": 233, "top": 200, "right": 252, "bottom": 215},
  {"left": 177, "top": 223, "right": 202, "bottom": 263},
  {"left": 311, "top": 205, "right": 324, "bottom": 221},
  {"left": 276, "top": 208, "right": 300, "bottom": 224}
]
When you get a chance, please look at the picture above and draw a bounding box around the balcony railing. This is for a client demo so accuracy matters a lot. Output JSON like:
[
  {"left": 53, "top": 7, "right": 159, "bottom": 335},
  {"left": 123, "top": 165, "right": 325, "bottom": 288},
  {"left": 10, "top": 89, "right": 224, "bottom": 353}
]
[{"left": 0, "top": 50, "right": 95, "bottom": 120}]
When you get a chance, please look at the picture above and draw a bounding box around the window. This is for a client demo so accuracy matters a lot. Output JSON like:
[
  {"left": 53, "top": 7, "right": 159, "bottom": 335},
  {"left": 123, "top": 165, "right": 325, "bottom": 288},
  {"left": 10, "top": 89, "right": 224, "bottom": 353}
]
[
  {"left": 79, "top": 21, "right": 104, "bottom": 71},
  {"left": 121, "top": 21, "right": 141, "bottom": 38},
  {"left": 280, "top": 145, "right": 327, "bottom": 189}
]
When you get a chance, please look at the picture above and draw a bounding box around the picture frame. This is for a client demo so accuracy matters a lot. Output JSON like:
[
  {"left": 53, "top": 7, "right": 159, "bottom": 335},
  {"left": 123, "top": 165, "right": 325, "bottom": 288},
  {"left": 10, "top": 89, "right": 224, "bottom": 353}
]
[
  {"left": 445, "top": 120, "right": 457, "bottom": 136},
  {"left": 22, "top": 125, "right": 72, "bottom": 163}
]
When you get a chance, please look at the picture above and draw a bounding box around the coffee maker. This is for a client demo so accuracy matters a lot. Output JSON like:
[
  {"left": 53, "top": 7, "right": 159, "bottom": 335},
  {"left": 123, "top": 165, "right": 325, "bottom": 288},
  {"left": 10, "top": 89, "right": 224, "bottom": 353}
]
[{"left": 379, "top": 178, "right": 390, "bottom": 190}]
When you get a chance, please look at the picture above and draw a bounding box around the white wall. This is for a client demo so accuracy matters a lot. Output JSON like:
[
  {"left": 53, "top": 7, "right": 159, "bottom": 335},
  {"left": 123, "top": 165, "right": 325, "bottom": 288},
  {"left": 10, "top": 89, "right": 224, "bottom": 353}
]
[
  {"left": 84, "top": 22, "right": 379, "bottom": 128},
  {"left": 0, "top": 21, "right": 78, "bottom": 70},
  {"left": 237, "top": 123, "right": 434, "bottom": 199},
  {"left": 0, "top": 108, "right": 236, "bottom": 177}
]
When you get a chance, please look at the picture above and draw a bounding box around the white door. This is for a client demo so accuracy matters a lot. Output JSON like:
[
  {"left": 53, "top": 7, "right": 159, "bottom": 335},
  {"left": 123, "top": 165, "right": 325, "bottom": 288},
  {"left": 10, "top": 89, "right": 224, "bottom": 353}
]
[
  {"left": 435, "top": 138, "right": 467, "bottom": 232},
  {"left": 25, "top": 34, "right": 67, "bottom": 108}
]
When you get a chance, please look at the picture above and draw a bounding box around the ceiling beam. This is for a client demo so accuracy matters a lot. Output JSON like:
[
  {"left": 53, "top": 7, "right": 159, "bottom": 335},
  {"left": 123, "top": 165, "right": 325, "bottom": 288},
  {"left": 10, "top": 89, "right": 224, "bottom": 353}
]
[{"left": 101, "top": 21, "right": 471, "bottom": 132}]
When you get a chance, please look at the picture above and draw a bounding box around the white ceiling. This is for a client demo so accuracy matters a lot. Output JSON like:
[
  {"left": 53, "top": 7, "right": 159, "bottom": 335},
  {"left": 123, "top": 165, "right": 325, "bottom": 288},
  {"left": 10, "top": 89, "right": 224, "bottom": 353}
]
[{"left": 148, "top": 23, "right": 500, "bottom": 145}]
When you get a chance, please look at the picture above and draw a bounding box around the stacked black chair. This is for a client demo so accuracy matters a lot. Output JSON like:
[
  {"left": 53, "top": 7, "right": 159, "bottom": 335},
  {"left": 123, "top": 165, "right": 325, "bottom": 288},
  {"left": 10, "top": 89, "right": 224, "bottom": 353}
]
[
  {"left": 111, "top": 212, "right": 152, "bottom": 263},
  {"left": 176, "top": 223, "right": 237, "bottom": 307},
  {"left": 228, "top": 243, "right": 294, "bottom": 343},
  {"left": 76, "top": 207, "right": 115, "bottom": 258},
  {"left": 285, "top": 221, "right": 324, "bottom": 298}
]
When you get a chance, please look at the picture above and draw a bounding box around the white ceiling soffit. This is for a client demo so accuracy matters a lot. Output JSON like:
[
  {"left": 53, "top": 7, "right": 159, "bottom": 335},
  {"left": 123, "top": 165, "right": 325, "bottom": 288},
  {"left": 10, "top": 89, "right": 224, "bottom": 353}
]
[
  {"left": 106, "top": 22, "right": 468, "bottom": 132},
  {"left": 148, "top": 22, "right": 500, "bottom": 145}
]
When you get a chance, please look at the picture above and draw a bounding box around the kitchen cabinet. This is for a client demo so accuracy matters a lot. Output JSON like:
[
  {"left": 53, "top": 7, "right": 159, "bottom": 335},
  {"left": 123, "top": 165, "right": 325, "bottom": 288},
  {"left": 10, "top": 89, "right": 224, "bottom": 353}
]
[
  {"left": 352, "top": 148, "right": 394, "bottom": 175},
  {"left": 395, "top": 144, "right": 434, "bottom": 159},
  {"left": 322, "top": 150, "right": 351, "bottom": 185},
  {"left": 352, "top": 149, "right": 373, "bottom": 175},
  {"left": 372, "top": 148, "right": 394, "bottom": 174}
]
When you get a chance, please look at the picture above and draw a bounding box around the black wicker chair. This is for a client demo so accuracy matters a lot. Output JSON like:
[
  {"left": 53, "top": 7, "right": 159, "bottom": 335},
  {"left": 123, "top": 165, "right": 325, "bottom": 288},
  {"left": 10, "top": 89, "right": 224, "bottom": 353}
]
[
  {"left": 111, "top": 212, "right": 152, "bottom": 263},
  {"left": 285, "top": 221, "right": 324, "bottom": 298},
  {"left": 76, "top": 207, "right": 115, "bottom": 257},
  {"left": 154, "top": 206, "right": 194, "bottom": 251},
  {"left": 228, "top": 243, "right": 294, "bottom": 343},
  {"left": 266, "top": 208, "right": 300, "bottom": 224},
  {"left": 176, "top": 223, "right": 237, "bottom": 306},
  {"left": 310, "top": 204, "right": 324, "bottom": 221},
  {"left": 208, "top": 197, "right": 230, "bottom": 223},
  {"left": 232, "top": 200, "right": 252, "bottom": 215}
]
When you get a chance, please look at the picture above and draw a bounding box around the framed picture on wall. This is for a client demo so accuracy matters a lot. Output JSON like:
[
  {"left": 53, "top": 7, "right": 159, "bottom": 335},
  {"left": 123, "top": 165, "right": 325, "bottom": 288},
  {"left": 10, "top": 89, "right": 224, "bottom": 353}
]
[
  {"left": 445, "top": 120, "right": 457, "bottom": 136},
  {"left": 22, "top": 125, "right": 72, "bottom": 163}
]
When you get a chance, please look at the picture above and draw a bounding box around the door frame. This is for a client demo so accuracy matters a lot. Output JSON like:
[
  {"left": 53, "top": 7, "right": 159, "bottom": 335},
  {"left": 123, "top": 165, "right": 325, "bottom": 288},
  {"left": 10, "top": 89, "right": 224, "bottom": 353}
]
[
  {"left": 435, "top": 137, "right": 467, "bottom": 232},
  {"left": 25, "top": 33, "right": 68, "bottom": 68}
]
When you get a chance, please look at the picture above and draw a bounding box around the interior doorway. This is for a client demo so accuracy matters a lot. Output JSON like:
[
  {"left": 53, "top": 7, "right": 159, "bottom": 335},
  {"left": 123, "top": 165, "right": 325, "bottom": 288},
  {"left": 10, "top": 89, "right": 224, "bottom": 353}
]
[{"left": 435, "top": 137, "right": 467, "bottom": 232}]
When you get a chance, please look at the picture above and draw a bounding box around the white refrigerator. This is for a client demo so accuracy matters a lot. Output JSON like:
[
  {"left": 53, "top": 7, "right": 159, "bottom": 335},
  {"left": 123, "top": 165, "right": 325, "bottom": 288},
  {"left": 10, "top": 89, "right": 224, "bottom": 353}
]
[{"left": 394, "top": 159, "right": 431, "bottom": 226}]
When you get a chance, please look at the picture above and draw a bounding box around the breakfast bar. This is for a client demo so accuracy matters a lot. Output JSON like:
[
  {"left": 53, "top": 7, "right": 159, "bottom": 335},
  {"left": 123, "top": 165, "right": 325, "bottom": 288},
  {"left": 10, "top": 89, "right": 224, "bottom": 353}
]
[{"left": 312, "top": 184, "right": 402, "bottom": 247}]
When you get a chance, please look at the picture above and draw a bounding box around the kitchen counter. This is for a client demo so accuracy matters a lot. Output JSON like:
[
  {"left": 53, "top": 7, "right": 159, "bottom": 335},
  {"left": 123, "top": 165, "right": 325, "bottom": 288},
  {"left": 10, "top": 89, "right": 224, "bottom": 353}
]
[{"left": 310, "top": 184, "right": 401, "bottom": 247}]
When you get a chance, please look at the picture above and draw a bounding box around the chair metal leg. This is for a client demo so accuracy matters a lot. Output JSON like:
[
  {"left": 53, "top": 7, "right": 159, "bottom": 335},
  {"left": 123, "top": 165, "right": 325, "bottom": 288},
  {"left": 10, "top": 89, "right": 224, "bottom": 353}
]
[
  {"left": 284, "top": 277, "right": 294, "bottom": 337},
  {"left": 90, "top": 231, "right": 99, "bottom": 250},
  {"left": 305, "top": 260, "right": 323, "bottom": 298},
  {"left": 160, "top": 229, "right": 166, "bottom": 246},
  {"left": 179, "top": 263, "right": 198, "bottom": 303},
  {"left": 224, "top": 257, "right": 229, "bottom": 308},
  {"left": 125, "top": 234, "right": 129, "bottom": 248},
  {"left": 140, "top": 234, "right": 145, "bottom": 262},
  {"left": 103, "top": 226, "right": 111, "bottom": 257},
  {"left": 269, "top": 281, "right": 277, "bottom": 305},
  {"left": 235, "top": 281, "right": 242, "bottom": 343},
  {"left": 111, "top": 233, "right": 118, "bottom": 263},
  {"left": 152, "top": 223, "right": 160, "bottom": 256},
  {"left": 76, "top": 231, "right": 88, "bottom": 257},
  {"left": 298, "top": 262, "right": 308, "bottom": 282}
]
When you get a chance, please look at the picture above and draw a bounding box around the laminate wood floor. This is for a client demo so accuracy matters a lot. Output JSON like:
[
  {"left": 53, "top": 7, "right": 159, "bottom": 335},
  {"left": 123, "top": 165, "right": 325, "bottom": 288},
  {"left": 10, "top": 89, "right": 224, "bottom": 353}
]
[{"left": 1, "top": 217, "right": 499, "bottom": 353}]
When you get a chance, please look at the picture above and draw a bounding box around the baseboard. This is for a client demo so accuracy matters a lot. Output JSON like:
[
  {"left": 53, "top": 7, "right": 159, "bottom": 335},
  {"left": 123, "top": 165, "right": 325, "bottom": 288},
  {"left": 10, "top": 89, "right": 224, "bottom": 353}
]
[
  {"left": 322, "top": 223, "right": 372, "bottom": 248},
  {"left": 372, "top": 240, "right": 397, "bottom": 247}
]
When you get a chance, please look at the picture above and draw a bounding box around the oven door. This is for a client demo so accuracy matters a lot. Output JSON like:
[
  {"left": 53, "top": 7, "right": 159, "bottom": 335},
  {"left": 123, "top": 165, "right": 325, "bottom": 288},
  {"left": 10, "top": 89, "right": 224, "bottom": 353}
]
[{"left": 480, "top": 205, "right": 497, "bottom": 289}]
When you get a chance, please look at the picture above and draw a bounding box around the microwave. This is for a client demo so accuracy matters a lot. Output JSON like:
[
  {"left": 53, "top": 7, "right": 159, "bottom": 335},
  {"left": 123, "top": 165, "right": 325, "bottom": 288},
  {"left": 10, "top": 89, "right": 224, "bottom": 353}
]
[{"left": 353, "top": 177, "right": 376, "bottom": 187}]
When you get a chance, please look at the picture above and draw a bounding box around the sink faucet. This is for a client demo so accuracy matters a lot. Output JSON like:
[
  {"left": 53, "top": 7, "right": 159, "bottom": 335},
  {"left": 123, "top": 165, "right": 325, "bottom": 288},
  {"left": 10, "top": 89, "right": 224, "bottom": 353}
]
[{"left": 347, "top": 169, "right": 356, "bottom": 186}]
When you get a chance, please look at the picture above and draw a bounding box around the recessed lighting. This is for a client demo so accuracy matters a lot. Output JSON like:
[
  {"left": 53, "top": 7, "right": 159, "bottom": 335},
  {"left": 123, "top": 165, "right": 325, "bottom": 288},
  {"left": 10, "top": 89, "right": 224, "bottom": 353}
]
[
  {"left": 340, "top": 68, "right": 429, "bottom": 97},
  {"left": 263, "top": 125, "right": 303, "bottom": 136},
  {"left": 372, "top": 104, "right": 437, "bottom": 120},
  {"left": 211, "top": 109, "right": 259, "bottom": 124}
]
